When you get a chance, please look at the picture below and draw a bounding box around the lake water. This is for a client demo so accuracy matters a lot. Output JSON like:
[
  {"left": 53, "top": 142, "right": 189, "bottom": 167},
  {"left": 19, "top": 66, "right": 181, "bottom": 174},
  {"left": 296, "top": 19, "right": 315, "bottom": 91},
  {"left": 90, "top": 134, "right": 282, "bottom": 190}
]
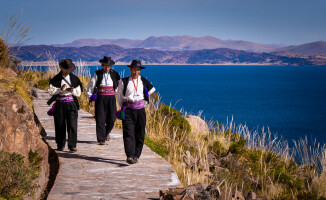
[{"left": 35, "top": 65, "right": 326, "bottom": 145}]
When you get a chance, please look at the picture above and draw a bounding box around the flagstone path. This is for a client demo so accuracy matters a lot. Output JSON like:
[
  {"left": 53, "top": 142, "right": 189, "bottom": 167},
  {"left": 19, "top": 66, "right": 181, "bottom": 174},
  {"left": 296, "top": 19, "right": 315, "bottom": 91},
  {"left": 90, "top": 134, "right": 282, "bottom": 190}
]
[{"left": 33, "top": 89, "right": 180, "bottom": 200}]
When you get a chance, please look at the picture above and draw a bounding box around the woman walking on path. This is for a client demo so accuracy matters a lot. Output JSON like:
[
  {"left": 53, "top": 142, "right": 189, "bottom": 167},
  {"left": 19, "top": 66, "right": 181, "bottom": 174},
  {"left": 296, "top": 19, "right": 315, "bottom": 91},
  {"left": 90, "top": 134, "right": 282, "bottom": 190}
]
[
  {"left": 48, "top": 59, "right": 83, "bottom": 152},
  {"left": 116, "top": 60, "right": 155, "bottom": 164},
  {"left": 86, "top": 56, "right": 121, "bottom": 145}
]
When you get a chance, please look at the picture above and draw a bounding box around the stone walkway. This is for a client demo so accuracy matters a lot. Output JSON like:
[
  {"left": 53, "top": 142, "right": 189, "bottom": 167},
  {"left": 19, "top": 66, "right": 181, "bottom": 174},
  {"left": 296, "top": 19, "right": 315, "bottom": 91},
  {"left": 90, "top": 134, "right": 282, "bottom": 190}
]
[{"left": 33, "top": 89, "right": 180, "bottom": 200}]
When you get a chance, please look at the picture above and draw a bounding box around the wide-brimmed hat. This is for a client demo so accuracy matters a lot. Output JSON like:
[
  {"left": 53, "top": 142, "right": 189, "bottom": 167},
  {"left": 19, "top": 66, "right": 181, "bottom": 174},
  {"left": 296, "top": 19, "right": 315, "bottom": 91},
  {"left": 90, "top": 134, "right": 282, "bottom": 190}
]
[
  {"left": 99, "top": 56, "right": 115, "bottom": 65},
  {"left": 127, "top": 60, "right": 146, "bottom": 69},
  {"left": 59, "top": 59, "right": 75, "bottom": 73}
]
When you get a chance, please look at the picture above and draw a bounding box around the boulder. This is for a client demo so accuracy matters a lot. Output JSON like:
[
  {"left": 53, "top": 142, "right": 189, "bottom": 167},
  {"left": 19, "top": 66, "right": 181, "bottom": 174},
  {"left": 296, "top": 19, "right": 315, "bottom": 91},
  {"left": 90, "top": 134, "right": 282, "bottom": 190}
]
[
  {"left": 0, "top": 90, "right": 49, "bottom": 200},
  {"left": 206, "top": 181, "right": 221, "bottom": 198},
  {"left": 183, "top": 150, "right": 196, "bottom": 168},
  {"left": 185, "top": 115, "right": 209, "bottom": 136},
  {"left": 207, "top": 151, "right": 221, "bottom": 167},
  {"left": 198, "top": 158, "right": 209, "bottom": 171},
  {"left": 232, "top": 191, "right": 245, "bottom": 200},
  {"left": 245, "top": 191, "right": 257, "bottom": 200}
]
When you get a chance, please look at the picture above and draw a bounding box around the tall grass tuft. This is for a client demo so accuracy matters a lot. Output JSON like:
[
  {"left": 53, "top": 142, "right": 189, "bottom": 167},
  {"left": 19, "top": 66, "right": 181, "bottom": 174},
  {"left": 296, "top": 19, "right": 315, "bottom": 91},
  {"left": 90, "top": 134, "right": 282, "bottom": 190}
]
[{"left": 0, "top": 10, "right": 30, "bottom": 71}]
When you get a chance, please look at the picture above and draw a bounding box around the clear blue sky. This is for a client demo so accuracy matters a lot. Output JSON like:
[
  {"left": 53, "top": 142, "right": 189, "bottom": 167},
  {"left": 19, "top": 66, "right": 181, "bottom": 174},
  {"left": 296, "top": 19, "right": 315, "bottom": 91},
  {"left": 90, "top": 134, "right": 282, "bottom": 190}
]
[{"left": 1, "top": 0, "right": 326, "bottom": 45}]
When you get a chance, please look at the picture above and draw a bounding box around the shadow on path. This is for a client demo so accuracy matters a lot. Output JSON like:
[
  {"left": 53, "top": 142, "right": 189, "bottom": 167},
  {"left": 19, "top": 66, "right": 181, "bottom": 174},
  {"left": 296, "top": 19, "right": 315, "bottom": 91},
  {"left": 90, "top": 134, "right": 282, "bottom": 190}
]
[
  {"left": 56, "top": 152, "right": 129, "bottom": 167},
  {"left": 46, "top": 136, "right": 98, "bottom": 145}
]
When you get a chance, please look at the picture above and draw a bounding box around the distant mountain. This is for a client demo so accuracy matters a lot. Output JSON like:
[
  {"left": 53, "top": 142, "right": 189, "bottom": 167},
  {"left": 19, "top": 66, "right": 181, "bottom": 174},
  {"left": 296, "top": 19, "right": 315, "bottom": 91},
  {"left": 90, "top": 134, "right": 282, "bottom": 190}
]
[
  {"left": 53, "top": 38, "right": 142, "bottom": 48},
  {"left": 54, "top": 36, "right": 280, "bottom": 53},
  {"left": 274, "top": 41, "right": 326, "bottom": 55},
  {"left": 11, "top": 44, "right": 313, "bottom": 65}
]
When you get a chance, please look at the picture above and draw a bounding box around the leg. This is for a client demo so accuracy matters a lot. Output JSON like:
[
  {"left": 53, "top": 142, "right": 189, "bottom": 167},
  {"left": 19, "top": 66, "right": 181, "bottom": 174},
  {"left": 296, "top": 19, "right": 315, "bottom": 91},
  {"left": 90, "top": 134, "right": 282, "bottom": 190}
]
[
  {"left": 66, "top": 105, "right": 78, "bottom": 150},
  {"left": 53, "top": 103, "right": 67, "bottom": 149},
  {"left": 122, "top": 109, "right": 136, "bottom": 158},
  {"left": 95, "top": 96, "right": 107, "bottom": 142},
  {"left": 134, "top": 108, "right": 146, "bottom": 159},
  {"left": 105, "top": 96, "right": 117, "bottom": 138}
]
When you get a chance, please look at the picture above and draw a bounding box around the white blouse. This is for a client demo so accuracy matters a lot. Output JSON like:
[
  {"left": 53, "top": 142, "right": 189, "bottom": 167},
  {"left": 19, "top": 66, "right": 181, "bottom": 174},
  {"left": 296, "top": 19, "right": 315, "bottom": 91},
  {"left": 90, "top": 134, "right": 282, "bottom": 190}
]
[
  {"left": 116, "top": 76, "right": 155, "bottom": 107},
  {"left": 48, "top": 74, "right": 81, "bottom": 97},
  {"left": 86, "top": 72, "right": 113, "bottom": 98}
]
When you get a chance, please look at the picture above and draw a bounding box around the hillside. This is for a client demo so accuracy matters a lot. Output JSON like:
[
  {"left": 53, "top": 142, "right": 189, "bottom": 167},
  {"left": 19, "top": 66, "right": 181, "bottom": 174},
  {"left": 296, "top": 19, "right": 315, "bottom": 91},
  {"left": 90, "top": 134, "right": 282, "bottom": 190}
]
[
  {"left": 11, "top": 44, "right": 312, "bottom": 65},
  {"left": 274, "top": 41, "right": 326, "bottom": 55}
]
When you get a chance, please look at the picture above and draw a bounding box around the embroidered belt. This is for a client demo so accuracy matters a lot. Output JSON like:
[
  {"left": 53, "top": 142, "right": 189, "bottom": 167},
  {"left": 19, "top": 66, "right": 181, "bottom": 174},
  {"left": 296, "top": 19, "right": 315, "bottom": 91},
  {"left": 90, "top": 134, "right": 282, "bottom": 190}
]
[
  {"left": 56, "top": 95, "right": 74, "bottom": 103},
  {"left": 123, "top": 100, "right": 145, "bottom": 110},
  {"left": 98, "top": 86, "right": 115, "bottom": 95}
]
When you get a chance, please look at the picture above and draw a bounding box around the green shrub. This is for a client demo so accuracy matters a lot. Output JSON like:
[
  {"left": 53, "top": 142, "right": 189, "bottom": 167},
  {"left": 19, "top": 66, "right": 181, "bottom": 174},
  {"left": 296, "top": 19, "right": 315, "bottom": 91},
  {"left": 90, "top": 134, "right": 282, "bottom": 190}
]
[
  {"left": 153, "top": 103, "right": 191, "bottom": 140},
  {"left": 0, "top": 150, "right": 42, "bottom": 199},
  {"left": 209, "top": 140, "right": 226, "bottom": 158},
  {"left": 34, "top": 79, "right": 50, "bottom": 90},
  {"left": 0, "top": 39, "right": 9, "bottom": 66},
  {"left": 145, "top": 136, "right": 168, "bottom": 158},
  {"left": 228, "top": 136, "right": 246, "bottom": 155}
]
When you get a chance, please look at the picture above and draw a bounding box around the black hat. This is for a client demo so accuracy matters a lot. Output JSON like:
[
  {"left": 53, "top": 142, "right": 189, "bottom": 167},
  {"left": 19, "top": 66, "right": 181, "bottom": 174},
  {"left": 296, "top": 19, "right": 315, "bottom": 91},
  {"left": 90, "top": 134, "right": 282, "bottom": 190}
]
[
  {"left": 127, "top": 60, "right": 146, "bottom": 69},
  {"left": 99, "top": 56, "right": 115, "bottom": 65},
  {"left": 59, "top": 59, "right": 75, "bottom": 73}
]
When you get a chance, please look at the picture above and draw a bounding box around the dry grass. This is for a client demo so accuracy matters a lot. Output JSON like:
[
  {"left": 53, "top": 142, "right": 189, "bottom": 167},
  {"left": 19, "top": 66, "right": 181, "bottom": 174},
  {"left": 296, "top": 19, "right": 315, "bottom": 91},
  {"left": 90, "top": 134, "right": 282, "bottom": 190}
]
[{"left": 144, "top": 96, "right": 326, "bottom": 199}]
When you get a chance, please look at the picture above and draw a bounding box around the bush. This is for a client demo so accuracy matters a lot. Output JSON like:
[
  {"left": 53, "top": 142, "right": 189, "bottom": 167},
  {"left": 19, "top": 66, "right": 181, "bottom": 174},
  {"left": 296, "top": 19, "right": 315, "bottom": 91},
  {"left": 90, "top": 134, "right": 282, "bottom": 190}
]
[
  {"left": 228, "top": 135, "right": 246, "bottom": 155},
  {"left": 34, "top": 79, "right": 50, "bottom": 90},
  {"left": 0, "top": 39, "right": 9, "bottom": 66},
  {"left": 209, "top": 140, "right": 226, "bottom": 158},
  {"left": 145, "top": 136, "right": 168, "bottom": 158},
  {"left": 0, "top": 150, "right": 42, "bottom": 199},
  {"left": 153, "top": 103, "right": 191, "bottom": 140}
]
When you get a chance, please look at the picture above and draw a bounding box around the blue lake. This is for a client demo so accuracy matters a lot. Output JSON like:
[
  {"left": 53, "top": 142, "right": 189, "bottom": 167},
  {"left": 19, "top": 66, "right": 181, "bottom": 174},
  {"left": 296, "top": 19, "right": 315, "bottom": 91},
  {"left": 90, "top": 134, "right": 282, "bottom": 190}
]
[{"left": 35, "top": 65, "right": 326, "bottom": 145}]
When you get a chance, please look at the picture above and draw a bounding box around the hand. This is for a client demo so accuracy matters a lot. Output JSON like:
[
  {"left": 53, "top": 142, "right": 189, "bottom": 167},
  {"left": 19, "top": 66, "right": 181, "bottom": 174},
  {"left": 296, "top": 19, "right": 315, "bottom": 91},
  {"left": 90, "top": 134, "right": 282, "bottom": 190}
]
[
  {"left": 61, "top": 84, "right": 67, "bottom": 91},
  {"left": 66, "top": 88, "right": 74, "bottom": 92}
]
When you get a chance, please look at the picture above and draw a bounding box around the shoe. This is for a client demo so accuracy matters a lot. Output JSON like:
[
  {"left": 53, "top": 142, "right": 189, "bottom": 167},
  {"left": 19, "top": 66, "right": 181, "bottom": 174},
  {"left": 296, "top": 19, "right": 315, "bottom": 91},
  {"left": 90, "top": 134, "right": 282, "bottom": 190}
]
[
  {"left": 126, "top": 157, "right": 134, "bottom": 164},
  {"left": 69, "top": 148, "right": 77, "bottom": 153},
  {"left": 98, "top": 142, "right": 105, "bottom": 145},
  {"left": 133, "top": 158, "right": 139, "bottom": 164},
  {"left": 56, "top": 147, "right": 64, "bottom": 151}
]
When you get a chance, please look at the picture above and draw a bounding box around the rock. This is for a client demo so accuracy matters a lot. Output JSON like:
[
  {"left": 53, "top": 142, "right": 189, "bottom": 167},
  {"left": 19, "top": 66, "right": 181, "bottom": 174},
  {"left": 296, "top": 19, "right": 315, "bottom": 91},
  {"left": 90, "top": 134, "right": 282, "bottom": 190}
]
[
  {"left": 220, "top": 152, "right": 233, "bottom": 164},
  {"left": 213, "top": 166, "right": 230, "bottom": 174},
  {"left": 245, "top": 191, "right": 257, "bottom": 200},
  {"left": 195, "top": 190, "right": 212, "bottom": 200},
  {"left": 206, "top": 181, "right": 221, "bottom": 198},
  {"left": 0, "top": 91, "right": 49, "bottom": 200},
  {"left": 160, "top": 188, "right": 184, "bottom": 200},
  {"left": 244, "top": 177, "right": 262, "bottom": 190},
  {"left": 198, "top": 158, "right": 209, "bottom": 171},
  {"left": 266, "top": 185, "right": 278, "bottom": 196},
  {"left": 160, "top": 183, "right": 210, "bottom": 200},
  {"left": 202, "top": 171, "right": 213, "bottom": 178},
  {"left": 193, "top": 183, "right": 208, "bottom": 192},
  {"left": 183, "top": 150, "right": 196, "bottom": 167},
  {"left": 2, "top": 67, "right": 17, "bottom": 77},
  {"left": 185, "top": 115, "right": 209, "bottom": 136},
  {"left": 232, "top": 191, "right": 245, "bottom": 200},
  {"left": 207, "top": 151, "right": 221, "bottom": 167}
]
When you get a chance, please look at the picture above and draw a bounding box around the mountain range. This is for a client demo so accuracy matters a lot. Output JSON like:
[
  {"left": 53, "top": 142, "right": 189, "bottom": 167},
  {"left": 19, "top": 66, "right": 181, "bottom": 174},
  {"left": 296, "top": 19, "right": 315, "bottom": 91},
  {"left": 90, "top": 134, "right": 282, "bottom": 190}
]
[
  {"left": 11, "top": 36, "right": 326, "bottom": 65},
  {"left": 11, "top": 44, "right": 311, "bottom": 65},
  {"left": 53, "top": 35, "right": 283, "bottom": 53}
]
